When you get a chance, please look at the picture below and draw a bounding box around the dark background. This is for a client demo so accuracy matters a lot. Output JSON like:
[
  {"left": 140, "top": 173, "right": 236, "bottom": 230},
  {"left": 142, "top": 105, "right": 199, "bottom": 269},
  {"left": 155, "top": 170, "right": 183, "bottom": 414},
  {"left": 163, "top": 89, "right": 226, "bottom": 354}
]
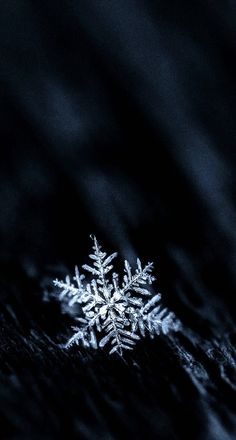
[{"left": 1, "top": 1, "right": 236, "bottom": 439}]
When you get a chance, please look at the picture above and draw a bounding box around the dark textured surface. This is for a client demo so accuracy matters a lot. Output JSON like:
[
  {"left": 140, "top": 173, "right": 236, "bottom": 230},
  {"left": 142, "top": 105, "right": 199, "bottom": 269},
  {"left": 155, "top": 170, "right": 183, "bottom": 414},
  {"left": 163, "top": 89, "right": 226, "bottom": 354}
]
[{"left": 1, "top": 1, "right": 236, "bottom": 439}]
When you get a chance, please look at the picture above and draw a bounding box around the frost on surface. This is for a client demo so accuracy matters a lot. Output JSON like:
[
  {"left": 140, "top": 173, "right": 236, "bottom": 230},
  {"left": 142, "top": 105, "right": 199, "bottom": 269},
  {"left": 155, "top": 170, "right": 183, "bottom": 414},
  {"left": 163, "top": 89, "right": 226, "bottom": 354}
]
[{"left": 53, "top": 235, "right": 181, "bottom": 355}]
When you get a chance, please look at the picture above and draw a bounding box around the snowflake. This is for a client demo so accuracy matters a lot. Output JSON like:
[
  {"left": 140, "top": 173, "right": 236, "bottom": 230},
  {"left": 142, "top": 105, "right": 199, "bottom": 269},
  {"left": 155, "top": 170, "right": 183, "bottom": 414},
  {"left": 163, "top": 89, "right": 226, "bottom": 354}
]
[{"left": 53, "top": 235, "right": 180, "bottom": 355}]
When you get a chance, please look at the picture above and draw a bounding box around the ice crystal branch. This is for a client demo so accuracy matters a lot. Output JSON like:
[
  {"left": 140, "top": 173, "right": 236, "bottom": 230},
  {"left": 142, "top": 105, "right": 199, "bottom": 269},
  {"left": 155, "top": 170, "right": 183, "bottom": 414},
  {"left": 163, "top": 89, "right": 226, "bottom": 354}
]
[{"left": 53, "top": 235, "right": 181, "bottom": 355}]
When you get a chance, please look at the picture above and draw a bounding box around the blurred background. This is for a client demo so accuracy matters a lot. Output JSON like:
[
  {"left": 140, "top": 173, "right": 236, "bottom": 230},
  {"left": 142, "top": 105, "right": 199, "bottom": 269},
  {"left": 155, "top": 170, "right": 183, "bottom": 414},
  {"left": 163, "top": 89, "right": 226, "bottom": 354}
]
[{"left": 1, "top": 1, "right": 236, "bottom": 439}]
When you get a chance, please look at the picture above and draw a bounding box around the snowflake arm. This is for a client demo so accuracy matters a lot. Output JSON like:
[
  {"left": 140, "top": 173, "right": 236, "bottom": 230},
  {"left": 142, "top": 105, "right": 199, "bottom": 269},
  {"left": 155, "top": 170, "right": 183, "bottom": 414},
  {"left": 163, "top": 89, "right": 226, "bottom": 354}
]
[
  {"left": 147, "top": 307, "right": 181, "bottom": 336},
  {"left": 53, "top": 266, "right": 85, "bottom": 306},
  {"left": 82, "top": 235, "right": 117, "bottom": 288},
  {"left": 99, "top": 313, "right": 140, "bottom": 355},
  {"left": 122, "top": 259, "right": 155, "bottom": 296},
  {"left": 66, "top": 324, "right": 98, "bottom": 349}
]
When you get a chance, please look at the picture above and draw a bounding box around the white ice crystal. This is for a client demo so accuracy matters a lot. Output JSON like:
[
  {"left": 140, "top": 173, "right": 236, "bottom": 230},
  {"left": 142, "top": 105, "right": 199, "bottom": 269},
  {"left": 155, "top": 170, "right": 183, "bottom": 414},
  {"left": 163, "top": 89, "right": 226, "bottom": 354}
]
[{"left": 53, "top": 235, "right": 180, "bottom": 355}]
